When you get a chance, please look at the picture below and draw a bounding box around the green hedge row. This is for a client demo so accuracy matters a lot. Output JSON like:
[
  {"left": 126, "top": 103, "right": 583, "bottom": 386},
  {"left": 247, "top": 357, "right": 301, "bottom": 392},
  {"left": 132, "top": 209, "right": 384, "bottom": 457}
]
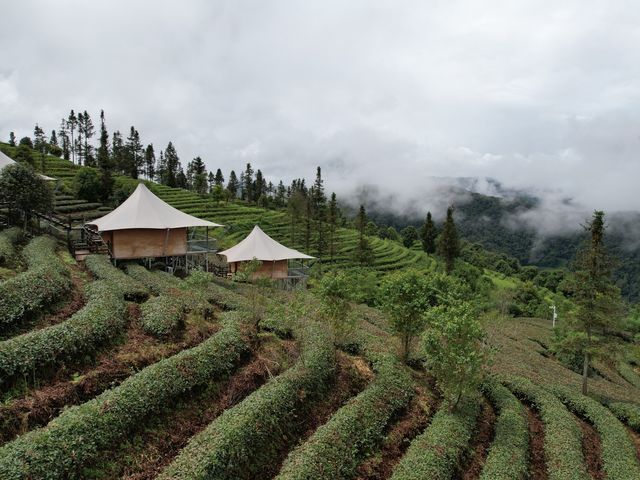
[
  {"left": 0, "top": 227, "right": 21, "bottom": 266},
  {"left": 479, "top": 380, "right": 529, "bottom": 480},
  {"left": 552, "top": 386, "right": 640, "bottom": 480},
  {"left": 205, "top": 280, "right": 250, "bottom": 311},
  {"left": 84, "top": 255, "right": 147, "bottom": 301},
  {"left": 389, "top": 399, "right": 480, "bottom": 480},
  {"left": 502, "top": 376, "right": 588, "bottom": 480},
  {"left": 140, "top": 294, "right": 184, "bottom": 337},
  {"left": 617, "top": 362, "right": 640, "bottom": 389},
  {"left": 608, "top": 402, "right": 640, "bottom": 432},
  {"left": 0, "top": 280, "right": 127, "bottom": 387},
  {"left": 127, "top": 265, "right": 213, "bottom": 317},
  {"left": 0, "top": 236, "right": 71, "bottom": 328},
  {"left": 158, "top": 320, "right": 335, "bottom": 480},
  {"left": 275, "top": 353, "right": 413, "bottom": 480},
  {"left": 0, "top": 315, "right": 248, "bottom": 479}
]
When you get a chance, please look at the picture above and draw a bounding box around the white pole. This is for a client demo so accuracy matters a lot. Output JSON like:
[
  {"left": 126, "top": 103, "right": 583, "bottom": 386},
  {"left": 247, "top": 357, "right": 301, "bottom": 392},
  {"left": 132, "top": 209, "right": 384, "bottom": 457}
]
[{"left": 549, "top": 305, "right": 557, "bottom": 328}]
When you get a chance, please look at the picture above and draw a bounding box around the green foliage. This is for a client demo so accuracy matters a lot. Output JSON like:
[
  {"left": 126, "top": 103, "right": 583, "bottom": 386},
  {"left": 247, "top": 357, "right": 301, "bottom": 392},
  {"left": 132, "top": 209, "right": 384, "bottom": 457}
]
[
  {"left": 552, "top": 386, "right": 640, "bottom": 479},
  {"left": 423, "top": 303, "right": 487, "bottom": 408},
  {"left": 400, "top": 225, "right": 418, "bottom": 248},
  {"left": 502, "top": 375, "right": 588, "bottom": 480},
  {"left": 608, "top": 402, "right": 640, "bottom": 432},
  {"left": 84, "top": 255, "right": 147, "bottom": 301},
  {"left": 159, "top": 320, "right": 334, "bottom": 480},
  {"left": 0, "top": 280, "right": 126, "bottom": 386},
  {"left": 316, "top": 271, "right": 356, "bottom": 344},
  {"left": 389, "top": 400, "right": 480, "bottom": 480},
  {"left": 0, "top": 227, "right": 22, "bottom": 267},
  {"left": 140, "top": 295, "right": 184, "bottom": 337},
  {"left": 509, "top": 281, "right": 548, "bottom": 317},
  {"left": 420, "top": 211, "right": 437, "bottom": 254},
  {"left": 479, "top": 380, "right": 529, "bottom": 480},
  {"left": 342, "top": 267, "right": 379, "bottom": 305},
  {"left": 0, "top": 316, "right": 248, "bottom": 479},
  {"left": 276, "top": 354, "right": 413, "bottom": 480},
  {"left": 0, "top": 236, "right": 71, "bottom": 328},
  {"left": 0, "top": 163, "right": 53, "bottom": 226},
  {"left": 72, "top": 167, "right": 102, "bottom": 203}
]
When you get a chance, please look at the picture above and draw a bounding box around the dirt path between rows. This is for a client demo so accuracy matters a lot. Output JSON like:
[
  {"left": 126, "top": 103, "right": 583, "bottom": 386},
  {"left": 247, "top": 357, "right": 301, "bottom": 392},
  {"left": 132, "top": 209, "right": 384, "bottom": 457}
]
[
  {"left": 524, "top": 404, "right": 548, "bottom": 480},
  {"left": 458, "top": 398, "right": 497, "bottom": 480},
  {"left": 575, "top": 415, "right": 604, "bottom": 480}
]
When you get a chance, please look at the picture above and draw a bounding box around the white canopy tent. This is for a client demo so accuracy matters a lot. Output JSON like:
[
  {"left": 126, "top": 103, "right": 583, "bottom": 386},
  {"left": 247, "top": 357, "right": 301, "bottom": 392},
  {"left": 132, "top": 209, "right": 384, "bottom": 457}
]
[
  {"left": 0, "top": 149, "right": 55, "bottom": 181},
  {"left": 219, "top": 225, "right": 314, "bottom": 280},
  {"left": 219, "top": 225, "right": 313, "bottom": 263},
  {"left": 88, "top": 183, "right": 222, "bottom": 231},
  {"left": 85, "top": 183, "right": 222, "bottom": 261}
]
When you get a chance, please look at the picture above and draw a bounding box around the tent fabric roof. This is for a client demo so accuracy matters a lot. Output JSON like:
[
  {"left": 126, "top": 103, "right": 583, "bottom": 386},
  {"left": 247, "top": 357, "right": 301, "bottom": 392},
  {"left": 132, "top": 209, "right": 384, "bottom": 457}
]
[
  {"left": 0, "top": 150, "right": 55, "bottom": 181},
  {"left": 219, "top": 225, "right": 315, "bottom": 263},
  {"left": 87, "top": 183, "right": 223, "bottom": 231}
]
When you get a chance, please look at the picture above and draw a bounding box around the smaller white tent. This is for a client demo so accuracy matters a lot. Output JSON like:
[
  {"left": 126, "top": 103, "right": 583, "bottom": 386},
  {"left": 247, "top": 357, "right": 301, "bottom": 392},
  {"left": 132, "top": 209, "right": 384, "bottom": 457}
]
[
  {"left": 219, "top": 225, "right": 314, "bottom": 263},
  {"left": 88, "top": 183, "right": 223, "bottom": 231},
  {"left": 0, "top": 150, "right": 55, "bottom": 181}
]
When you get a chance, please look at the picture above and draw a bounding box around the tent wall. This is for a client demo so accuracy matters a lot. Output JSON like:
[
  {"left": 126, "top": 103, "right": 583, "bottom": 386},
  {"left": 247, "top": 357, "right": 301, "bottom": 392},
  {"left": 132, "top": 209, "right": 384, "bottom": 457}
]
[
  {"left": 229, "top": 259, "right": 289, "bottom": 279},
  {"left": 101, "top": 228, "right": 187, "bottom": 259}
]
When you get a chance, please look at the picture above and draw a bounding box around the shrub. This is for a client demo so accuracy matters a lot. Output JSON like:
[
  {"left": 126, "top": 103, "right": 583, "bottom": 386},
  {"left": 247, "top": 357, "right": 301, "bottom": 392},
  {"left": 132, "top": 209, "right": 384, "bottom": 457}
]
[
  {"left": 608, "top": 402, "right": 640, "bottom": 432},
  {"left": 479, "top": 380, "right": 528, "bottom": 480},
  {"left": 0, "top": 315, "right": 248, "bottom": 479},
  {"left": 84, "top": 255, "right": 147, "bottom": 301},
  {"left": 552, "top": 386, "right": 640, "bottom": 479},
  {"left": 140, "top": 295, "right": 184, "bottom": 337},
  {"left": 0, "top": 280, "right": 126, "bottom": 386},
  {"left": 0, "top": 236, "right": 71, "bottom": 328},
  {"left": 502, "top": 375, "right": 588, "bottom": 480},
  {"left": 275, "top": 354, "right": 413, "bottom": 480},
  {"left": 158, "top": 320, "right": 335, "bottom": 480},
  {"left": 389, "top": 399, "right": 480, "bottom": 480},
  {"left": 0, "top": 227, "right": 21, "bottom": 266}
]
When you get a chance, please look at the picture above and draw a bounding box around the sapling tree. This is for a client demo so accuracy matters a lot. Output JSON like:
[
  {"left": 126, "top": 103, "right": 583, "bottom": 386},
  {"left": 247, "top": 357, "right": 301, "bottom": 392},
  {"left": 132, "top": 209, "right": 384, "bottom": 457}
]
[
  {"left": 378, "top": 269, "right": 434, "bottom": 363},
  {"left": 423, "top": 302, "right": 486, "bottom": 410},
  {"left": 316, "top": 271, "right": 356, "bottom": 346}
]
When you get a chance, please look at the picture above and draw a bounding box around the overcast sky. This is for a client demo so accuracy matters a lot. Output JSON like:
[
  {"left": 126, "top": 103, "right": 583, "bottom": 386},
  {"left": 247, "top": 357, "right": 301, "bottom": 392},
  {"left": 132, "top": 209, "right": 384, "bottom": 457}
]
[{"left": 1, "top": 0, "right": 639, "bottom": 214}]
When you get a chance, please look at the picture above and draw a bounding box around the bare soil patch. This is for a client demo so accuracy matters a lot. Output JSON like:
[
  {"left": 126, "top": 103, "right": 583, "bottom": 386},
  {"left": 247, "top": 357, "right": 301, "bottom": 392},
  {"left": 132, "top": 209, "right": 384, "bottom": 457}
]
[
  {"left": 524, "top": 404, "right": 549, "bottom": 480},
  {"left": 575, "top": 416, "right": 604, "bottom": 480},
  {"left": 457, "top": 398, "right": 497, "bottom": 480}
]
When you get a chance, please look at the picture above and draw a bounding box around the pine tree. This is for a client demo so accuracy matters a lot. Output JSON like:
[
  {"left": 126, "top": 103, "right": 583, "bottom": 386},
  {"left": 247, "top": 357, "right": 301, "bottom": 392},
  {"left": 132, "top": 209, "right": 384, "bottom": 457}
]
[
  {"left": 156, "top": 150, "right": 166, "bottom": 183},
  {"left": 67, "top": 110, "right": 77, "bottom": 164},
  {"left": 275, "top": 180, "right": 286, "bottom": 208},
  {"left": 254, "top": 169, "right": 265, "bottom": 201},
  {"left": 288, "top": 190, "right": 306, "bottom": 245},
  {"left": 125, "top": 127, "right": 143, "bottom": 178},
  {"left": 312, "top": 167, "right": 328, "bottom": 257},
  {"left": 111, "top": 131, "right": 125, "bottom": 173},
  {"left": 243, "top": 163, "right": 254, "bottom": 202},
  {"left": 437, "top": 206, "right": 460, "bottom": 274},
  {"left": 304, "top": 189, "right": 313, "bottom": 251},
  {"left": 214, "top": 168, "right": 224, "bottom": 186},
  {"left": 79, "top": 111, "right": 95, "bottom": 166},
  {"left": 176, "top": 164, "right": 187, "bottom": 189},
  {"left": 354, "top": 205, "right": 373, "bottom": 265},
  {"left": 569, "top": 211, "right": 622, "bottom": 395},
  {"left": 144, "top": 144, "right": 156, "bottom": 180},
  {"left": 96, "top": 110, "right": 113, "bottom": 201},
  {"left": 208, "top": 171, "right": 215, "bottom": 192},
  {"left": 49, "top": 130, "right": 58, "bottom": 147},
  {"left": 8, "top": 132, "right": 16, "bottom": 146},
  {"left": 227, "top": 170, "right": 239, "bottom": 197},
  {"left": 164, "top": 142, "right": 179, "bottom": 187},
  {"left": 33, "top": 124, "right": 47, "bottom": 152},
  {"left": 420, "top": 211, "right": 437, "bottom": 254},
  {"left": 58, "top": 120, "right": 70, "bottom": 160},
  {"left": 187, "top": 157, "right": 207, "bottom": 194},
  {"left": 328, "top": 192, "right": 339, "bottom": 262}
]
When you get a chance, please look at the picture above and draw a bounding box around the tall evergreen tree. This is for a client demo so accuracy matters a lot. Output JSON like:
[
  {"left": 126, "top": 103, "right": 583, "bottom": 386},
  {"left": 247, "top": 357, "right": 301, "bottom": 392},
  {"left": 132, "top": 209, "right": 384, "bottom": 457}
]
[
  {"left": 420, "top": 211, "right": 437, "bottom": 254},
  {"left": 243, "top": 163, "right": 254, "bottom": 202},
  {"left": 311, "top": 167, "right": 328, "bottom": 257},
  {"left": 176, "top": 164, "right": 187, "bottom": 189},
  {"left": 33, "top": 124, "right": 46, "bottom": 152},
  {"left": 208, "top": 171, "right": 215, "bottom": 192},
  {"left": 96, "top": 110, "right": 113, "bottom": 201},
  {"left": 354, "top": 205, "right": 373, "bottom": 265},
  {"left": 67, "top": 110, "right": 78, "bottom": 164},
  {"left": 288, "top": 190, "right": 306, "bottom": 245},
  {"left": 125, "top": 127, "right": 143, "bottom": 178},
  {"left": 187, "top": 157, "right": 207, "bottom": 194},
  {"left": 304, "top": 188, "right": 313, "bottom": 251},
  {"left": 254, "top": 169, "right": 265, "bottom": 201},
  {"left": 275, "top": 180, "right": 286, "bottom": 208},
  {"left": 156, "top": 150, "right": 166, "bottom": 184},
  {"left": 568, "top": 211, "right": 622, "bottom": 394},
  {"left": 79, "top": 111, "right": 95, "bottom": 166},
  {"left": 144, "top": 144, "right": 156, "bottom": 180},
  {"left": 328, "top": 192, "right": 339, "bottom": 262},
  {"left": 8, "top": 132, "right": 16, "bottom": 146},
  {"left": 58, "top": 120, "right": 70, "bottom": 160},
  {"left": 111, "top": 131, "right": 125, "bottom": 174},
  {"left": 437, "top": 206, "right": 460, "bottom": 274},
  {"left": 214, "top": 168, "right": 224, "bottom": 186},
  {"left": 49, "top": 130, "right": 58, "bottom": 147},
  {"left": 227, "top": 170, "right": 239, "bottom": 197},
  {"left": 164, "top": 142, "right": 180, "bottom": 187}
]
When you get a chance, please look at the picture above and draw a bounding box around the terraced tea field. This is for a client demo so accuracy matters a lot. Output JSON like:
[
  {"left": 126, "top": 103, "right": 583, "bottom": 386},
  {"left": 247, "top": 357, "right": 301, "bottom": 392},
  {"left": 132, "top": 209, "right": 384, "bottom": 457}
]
[{"left": 0, "top": 228, "right": 639, "bottom": 479}]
